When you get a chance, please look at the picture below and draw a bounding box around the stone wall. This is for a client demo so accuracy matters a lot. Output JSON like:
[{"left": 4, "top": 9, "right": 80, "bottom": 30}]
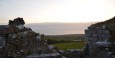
[
  {"left": 85, "top": 26, "right": 111, "bottom": 58},
  {"left": 0, "top": 17, "right": 48, "bottom": 58}
]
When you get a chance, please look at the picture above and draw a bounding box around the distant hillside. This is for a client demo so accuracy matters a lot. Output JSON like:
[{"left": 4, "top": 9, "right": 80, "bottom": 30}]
[
  {"left": 45, "top": 34, "right": 85, "bottom": 40},
  {"left": 91, "top": 16, "right": 115, "bottom": 40},
  {"left": 91, "top": 16, "right": 115, "bottom": 27}
]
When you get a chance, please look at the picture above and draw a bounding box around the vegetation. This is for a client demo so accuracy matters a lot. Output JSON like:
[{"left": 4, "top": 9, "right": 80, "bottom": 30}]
[
  {"left": 47, "top": 39, "right": 72, "bottom": 45},
  {"left": 91, "top": 16, "right": 115, "bottom": 27},
  {"left": 52, "top": 42, "right": 85, "bottom": 50},
  {"left": 45, "top": 34, "right": 86, "bottom": 50},
  {"left": 45, "top": 34, "right": 84, "bottom": 41}
]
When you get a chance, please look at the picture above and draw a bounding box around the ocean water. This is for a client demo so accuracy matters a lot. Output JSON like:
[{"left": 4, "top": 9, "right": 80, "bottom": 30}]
[{"left": 25, "top": 23, "right": 92, "bottom": 35}]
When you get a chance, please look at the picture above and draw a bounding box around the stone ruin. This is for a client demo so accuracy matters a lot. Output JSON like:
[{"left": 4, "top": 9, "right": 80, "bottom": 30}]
[
  {"left": 0, "top": 17, "right": 115, "bottom": 58},
  {"left": 85, "top": 22, "right": 115, "bottom": 58},
  {"left": 0, "top": 17, "right": 49, "bottom": 58},
  {"left": 54, "top": 17, "right": 115, "bottom": 58},
  {"left": 85, "top": 26, "right": 111, "bottom": 58}
]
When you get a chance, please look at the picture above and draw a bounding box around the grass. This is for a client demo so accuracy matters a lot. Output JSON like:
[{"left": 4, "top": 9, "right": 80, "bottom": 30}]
[
  {"left": 45, "top": 34, "right": 85, "bottom": 50},
  {"left": 45, "top": 34, "right": 85, "bottom": 41},
  {"left": 52, "top": 42, "right": 85, "bottom": 50}
]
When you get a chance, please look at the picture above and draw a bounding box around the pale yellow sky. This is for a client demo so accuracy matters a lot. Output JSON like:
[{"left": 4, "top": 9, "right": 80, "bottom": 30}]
[{"left": 0, "top": 0, "right": 115, "bottom": 23}]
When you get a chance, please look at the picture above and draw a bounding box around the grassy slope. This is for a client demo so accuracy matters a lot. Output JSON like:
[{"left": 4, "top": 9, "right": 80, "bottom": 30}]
[
  {"left": 45, "top": 34, "right": 85, "bottom": 40},
  {"left": 52, "top": 42, "right": 85, "bottom": 50},
  {"left": 45, "top": 34, "right": 85, "bottom": 50}
]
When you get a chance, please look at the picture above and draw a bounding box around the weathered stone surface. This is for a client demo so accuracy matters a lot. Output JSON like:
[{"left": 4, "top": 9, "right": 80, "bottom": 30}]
[
  {"left": 85, "top": 25, "right": 112, "bottom": 58},
  {"left": 0, "top": 17, "right": 49, "bottom": 58}
]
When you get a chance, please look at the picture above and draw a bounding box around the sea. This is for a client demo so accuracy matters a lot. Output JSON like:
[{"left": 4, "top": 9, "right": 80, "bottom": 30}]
[{"left": 25, "top": 23, "right": 93, "bottom": 35}]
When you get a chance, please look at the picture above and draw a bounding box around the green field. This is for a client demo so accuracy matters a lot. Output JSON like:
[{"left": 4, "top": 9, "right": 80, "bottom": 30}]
[
  {"left": 46, "top": 34, "right": 85, "bottom": 50},
  {"left": 45, "top": 34, "right": 85, "bottom": 41},
  {"left": 52, "top": 42, "right": 85, "bottom": 50}
]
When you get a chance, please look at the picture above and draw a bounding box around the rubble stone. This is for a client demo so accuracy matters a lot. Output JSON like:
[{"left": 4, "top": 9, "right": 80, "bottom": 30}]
[{"left": 0, "top": 17, "right": 49, "bottom": 58}]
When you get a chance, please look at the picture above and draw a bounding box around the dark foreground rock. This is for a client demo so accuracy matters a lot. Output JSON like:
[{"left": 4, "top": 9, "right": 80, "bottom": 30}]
[{"left": 0, "top": 17, "right": 48, "bottom": 58}]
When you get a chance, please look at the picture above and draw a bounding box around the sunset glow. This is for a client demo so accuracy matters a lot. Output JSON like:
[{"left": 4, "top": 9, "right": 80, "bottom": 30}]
[{"left": 0, "top": 0, "right": 115, "bottom": 23}]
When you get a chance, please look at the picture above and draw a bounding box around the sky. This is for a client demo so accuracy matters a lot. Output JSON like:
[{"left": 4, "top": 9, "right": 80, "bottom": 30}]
[{"left": 0, "top": 0, "right": 115, "bottom": 23}]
